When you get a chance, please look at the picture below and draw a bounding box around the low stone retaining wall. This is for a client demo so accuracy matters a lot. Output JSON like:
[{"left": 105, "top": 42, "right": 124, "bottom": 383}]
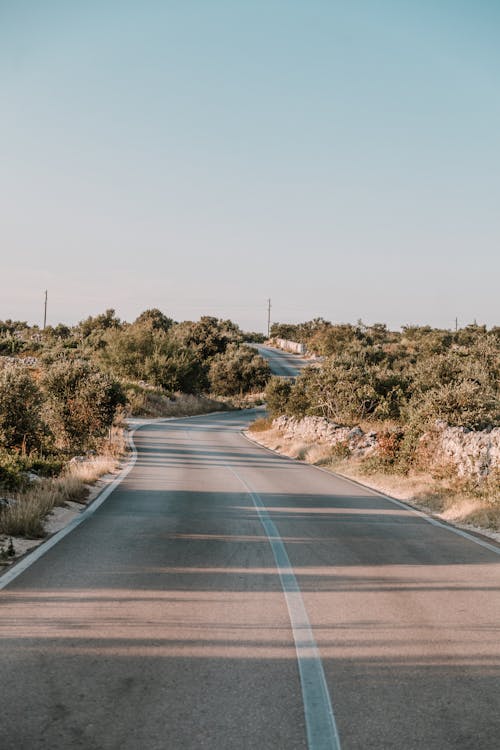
[
  {"left": 272, "top": 415, "right": 377, "bottom": 457},
  {"left": 272, "top": 339, "right": 306, "bottom": 355},
  {"left": 421, "top": 421, "right": 500, "bottom": 480},
  {"left": 272, "top": 415, "right": 500, "bottom": 480}
]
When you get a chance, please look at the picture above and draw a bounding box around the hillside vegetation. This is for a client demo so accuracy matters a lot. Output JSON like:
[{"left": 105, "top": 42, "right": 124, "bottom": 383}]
[
  {"left": 259, "top": 320, "right": 500, "bottom": 530},
  {"left": 0, "top": 310, "right": 270, "bottom": 543}
]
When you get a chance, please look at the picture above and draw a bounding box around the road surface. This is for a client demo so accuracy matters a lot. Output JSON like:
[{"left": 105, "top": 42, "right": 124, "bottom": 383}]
[
  {"left": 1, "top": 350, "right": 500, "bottom": 748},
  {"left": 254, "top": 344, "right": 311, "bottom": 378}
]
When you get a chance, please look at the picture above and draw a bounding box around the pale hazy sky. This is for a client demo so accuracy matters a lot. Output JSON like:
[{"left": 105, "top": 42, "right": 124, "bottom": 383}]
[{"left": 1, "top": 1, "right": 499, "bottom": 332}]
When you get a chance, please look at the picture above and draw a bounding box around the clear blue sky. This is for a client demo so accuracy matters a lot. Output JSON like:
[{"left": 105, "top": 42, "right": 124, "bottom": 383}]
[{"left": 1, "top": 1, "right": 499, "bottom": 332}]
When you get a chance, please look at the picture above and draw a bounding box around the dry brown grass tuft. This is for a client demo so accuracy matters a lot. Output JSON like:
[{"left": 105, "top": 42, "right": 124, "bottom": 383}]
[
  {"left": 0, "top": 452, "right": 122, "bottom": 539},
  {"left": 0, "top": 493, "right": 54, "bottom": 538},
  {"left": 67, "top": 456, "right": 118, "bottom": 485},
  {"left": 248, "top": 417, "right": 274, "bottom": 432},
  {"left": 127, "top": 388, "right": 227, "bottom": 418}
]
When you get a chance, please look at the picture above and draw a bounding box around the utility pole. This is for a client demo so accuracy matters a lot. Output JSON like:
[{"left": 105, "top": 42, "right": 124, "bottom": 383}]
[
  {"left": 267, "top": 298, "right": 271, "bottom": 339},
  {"left": 455, "top": 317, "right": 458, "bottom": 332},
  {"left": 43, "top": 290, "right": 48, "bottom": 329}
]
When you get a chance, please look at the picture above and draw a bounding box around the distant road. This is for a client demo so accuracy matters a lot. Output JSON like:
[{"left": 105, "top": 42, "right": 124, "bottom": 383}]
[
  {"left": 253, "top": 344, "right": 310, "bottom": 378},
  {"left": 2, "top": 410, "right": 500, "bottom": 748}
]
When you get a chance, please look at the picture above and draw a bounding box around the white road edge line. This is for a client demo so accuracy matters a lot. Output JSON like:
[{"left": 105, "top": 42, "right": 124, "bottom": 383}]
[
  {"left": 0, "top": 411, "right": 233, "bottom": 591},
  {"left": 226, "top": 464, "right": 341, "bottom": 750},
  {"left": 0, "top": 411, "right": 237, "bottom": 591},
  {"left": 0, "top": 427, "right": 139, "bottom": 590},
  {"left": 243, "top": 431, "right": 500, "bottom": 558}
]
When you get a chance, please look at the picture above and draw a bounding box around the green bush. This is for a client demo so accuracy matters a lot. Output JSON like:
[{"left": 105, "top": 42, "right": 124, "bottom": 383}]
[
  {"left": 409, "top": 380, "right": 499, "bottom": 431},
  {"left": 265, "top": 377, "right": 293, "bottom": 415},
  {"left": 0, "top": 451, "right": 64, "bottom": 493},
  {"left": 41, "top": 360, "right": 126, "bottom": 451},
  {"left": 0, "top": 368, "right": 45, "bottom": 452},
  {"left": 0, "top": 451, "right": 28, "bottom": 492},
  {"left": 286, "top": 352, "right": 408, "bottom": 424},
  {"left": 171, "top": 316, "right": 243, "bottom": 359},
  {"left": 133, "top": 308, "right": 173, "bottom": 332},
  {"left": 409, "top": 346, "right": 499, "bottom": 430},
  {"left": 208, "top": 344, "right": 271, "bottom": 396},
  {"left": 100, "top": 324, "right": 156, "bottom": 380},
  {"left": 144, "top": 347, "right": 207, "bottom": 393}
]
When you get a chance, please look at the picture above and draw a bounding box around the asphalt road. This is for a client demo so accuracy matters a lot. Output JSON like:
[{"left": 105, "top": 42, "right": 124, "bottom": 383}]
[
  {"left": 1, "top": 351, "right": 500, "bottom": 749},
  {"left": 253, "top": 344, "right": 311, "bottom": 378}
]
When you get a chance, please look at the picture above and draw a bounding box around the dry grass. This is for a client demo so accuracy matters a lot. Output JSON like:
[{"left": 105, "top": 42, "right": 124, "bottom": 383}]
[
  {"left": 0, "top": 493, "right": 54, "bottom": 538},
  {"left": 67, "top": 455, "right": 118, "bottom": 484},
  {"left": 0, "top": 443, "right": 123, "bottom": 539},
  {"left": 101, "top": 424, "right": 128, "bottom": 457},
  {"left": 248, "top": 417, "right": 275, "bottom": 433},
  {"left": 304, "top": 443, "right": 335, "bottom": 466},
  {"left": 247, "top": 423, "right": 500, "bottom": 534},
  {"left": 126, "top": 387, "right": 227, "bottom": 418}
]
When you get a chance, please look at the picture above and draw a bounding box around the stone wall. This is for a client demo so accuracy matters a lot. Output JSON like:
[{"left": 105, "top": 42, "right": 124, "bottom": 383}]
[
  {"left": 271, "top": 415, "right": 500, "bottom": 480},
  {"left": 272, "top": 415, "right": 378, "bottom": 457},
  {"left": 272, "top": 338, "right": 306, "bottom": 355},
  {"left": 420, "top": 421, "right": 500, "bottom": 480}
]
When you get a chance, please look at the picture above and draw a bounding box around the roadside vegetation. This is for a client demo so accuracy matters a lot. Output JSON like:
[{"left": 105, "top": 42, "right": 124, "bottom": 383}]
[
  {"left": 258, "top": 320, "right": 500, "bottom": 531},
  {"left": 0, "top": 310, "right": 271, "bottom": 551}
]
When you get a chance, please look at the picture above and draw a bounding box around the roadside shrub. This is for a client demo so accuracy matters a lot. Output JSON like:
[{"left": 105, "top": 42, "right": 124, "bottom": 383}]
[
  {"left": 0, "top": 451, "right": 65, "bottom": 493},
  {"left": 409, "top": 348, "right": 499, "bottom": 430},
  {"left": 41, "top": 360, "right": 125, "bottom": 451},
  {"left": 409, "top": 380, "right": 499, "bottom": 431},
  {"left": 0, "top": 338, "right": 26, "bottom": 355},
  {"left": 361, "top": 429, "right": 405, "bottom": 474},
  {"left": 78, "top": 308, "right": 122, "bottom": 338},
  {"left": 265, "top": 377, "right": 292, "bottom": 415},
  {"left": 329, "top": 441, "right": 351, "bottom": 461},
  {"left": 144, "top": 347, "right": 207, "bottom": 393},
  {"left": 100, "top": 324, "right": 156, "bottom": 379},
  {"left": 0, "top": 368, "right": 45, "bottom": 452},
  {"left": 290, "top": 353, "right": 407, "bottom": 425},
  {"left": 0, "top": 475, "right": 88, "bottom": 538},
  {"left": 0, "top": 452, "right": 28, "bottom": 492},
  {"left": 172, "top": 316, "right": 243, "bottom": 359},
  {"left": 208, "top": 344, "right": 271, "bottom": 396}
]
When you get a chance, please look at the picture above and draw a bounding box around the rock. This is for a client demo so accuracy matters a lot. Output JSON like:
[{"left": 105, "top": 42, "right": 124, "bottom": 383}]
[
  {"left": 424, "top": 423, "right": 500, "bottom": 480},
  {"left": 272, "top": 415, "right": 376, "bottom": 457}
]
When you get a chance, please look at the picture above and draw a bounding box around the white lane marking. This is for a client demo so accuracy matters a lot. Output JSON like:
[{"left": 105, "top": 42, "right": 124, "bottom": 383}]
[
  {"left": 0, "top": 429, "right": 139, "bottom": 590},
  {"left": 243, "top": 432, "right": 500, "bottom": 558},
  {"left": 226, "top": 465, "right": 341, "bottom": 750}
]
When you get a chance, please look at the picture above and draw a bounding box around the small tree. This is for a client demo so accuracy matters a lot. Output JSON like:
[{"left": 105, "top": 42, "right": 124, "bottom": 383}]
[
  {"left": 0, "top": 368, "right": 44, "bottom": 452},
  {"left": 134, "top": 308, "right": 173, "bottom": 332},
  {"left": 144, "top": 347, "right": 207, "bottom": 393},
  {"left": 172, "top": 317, "right": 243, "bottom": 360},
  {"left": 41, "top": 360, "right": 125, "bottom": 451},
  {"left": 100, "top": 325, "right": 156, "bottom": 380},
  {"left": 208, "top": 345, "right": 271, "bottom": 396},
  {"left": 265, "top": 377, "right": 292, "bottom": 415}
]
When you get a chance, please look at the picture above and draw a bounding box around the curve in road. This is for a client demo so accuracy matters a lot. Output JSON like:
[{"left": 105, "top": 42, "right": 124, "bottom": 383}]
[{"left": 1, "top": 410, "right": 500, "bottom": 749}]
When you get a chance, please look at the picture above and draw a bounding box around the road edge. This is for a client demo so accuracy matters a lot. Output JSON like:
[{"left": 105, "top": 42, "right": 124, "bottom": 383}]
[{"left": 242, "top": 430, "right": 500, "bottom": 557}]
